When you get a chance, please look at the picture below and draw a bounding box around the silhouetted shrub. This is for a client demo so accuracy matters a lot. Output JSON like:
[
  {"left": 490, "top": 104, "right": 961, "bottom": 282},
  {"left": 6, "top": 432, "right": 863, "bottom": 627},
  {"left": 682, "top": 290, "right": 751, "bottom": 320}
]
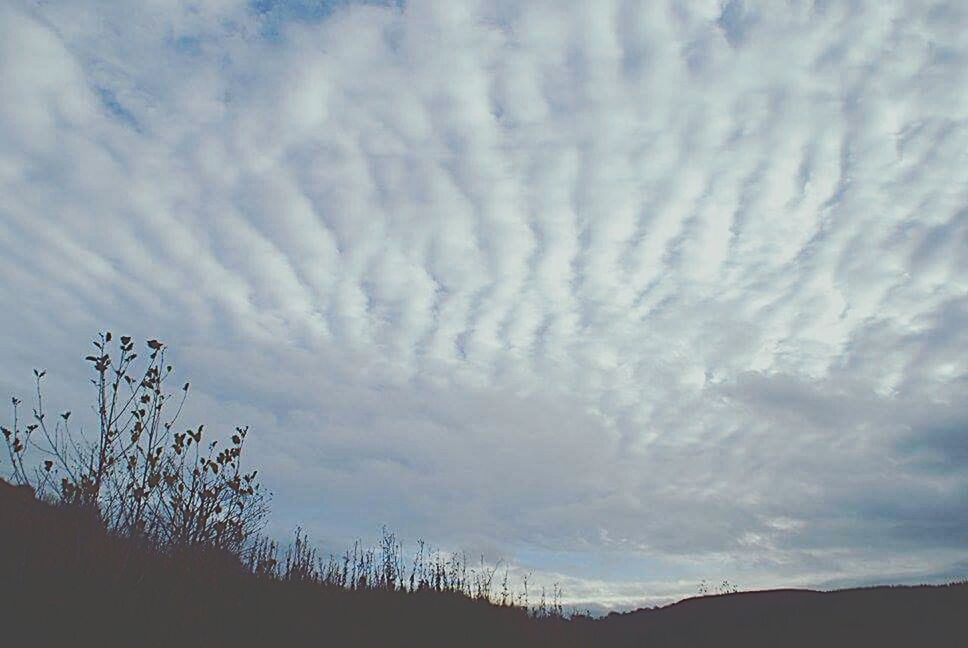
[{"left": 2, "top": 332, "right": 269, "bottom": 559}]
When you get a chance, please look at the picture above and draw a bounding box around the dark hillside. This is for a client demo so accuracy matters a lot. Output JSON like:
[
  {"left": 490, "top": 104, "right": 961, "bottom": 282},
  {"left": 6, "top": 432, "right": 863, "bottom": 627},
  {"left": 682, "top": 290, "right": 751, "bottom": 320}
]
[
  {"left": 599, "top": 583, "right": 967, "bottom": 647},
  {"left": 0, "top": 479, "right": 568, "bottom": 647},
  {"left": 2, "top": 480, "right": 965, "bottom": 647}
]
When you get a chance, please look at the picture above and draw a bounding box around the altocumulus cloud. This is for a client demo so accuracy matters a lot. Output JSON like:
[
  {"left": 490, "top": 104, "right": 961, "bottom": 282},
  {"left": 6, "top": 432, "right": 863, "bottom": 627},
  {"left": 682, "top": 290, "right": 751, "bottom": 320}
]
[{"left": 1, "top": 0, "right": 966, "bottom": 610}]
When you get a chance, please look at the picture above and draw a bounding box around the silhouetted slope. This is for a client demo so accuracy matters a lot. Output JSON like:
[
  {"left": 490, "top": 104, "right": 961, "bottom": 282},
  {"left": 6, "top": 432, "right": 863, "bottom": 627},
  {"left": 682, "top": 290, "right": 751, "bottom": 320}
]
[
  {"left": 598, "top": 584, "right": 967, "bottom": 647},
  {"left": 2, "top": 480, "right": 965, "bottom": 647},
  {"left": 0, "top": 480, "right": 569, "bottom": 647}
]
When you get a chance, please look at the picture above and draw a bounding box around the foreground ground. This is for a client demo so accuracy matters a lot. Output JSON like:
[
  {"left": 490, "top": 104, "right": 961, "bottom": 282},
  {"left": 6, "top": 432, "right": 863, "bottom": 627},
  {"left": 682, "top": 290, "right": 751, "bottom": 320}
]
[{"left": 1, "top": 480, "right": 964, "bottom": 646}]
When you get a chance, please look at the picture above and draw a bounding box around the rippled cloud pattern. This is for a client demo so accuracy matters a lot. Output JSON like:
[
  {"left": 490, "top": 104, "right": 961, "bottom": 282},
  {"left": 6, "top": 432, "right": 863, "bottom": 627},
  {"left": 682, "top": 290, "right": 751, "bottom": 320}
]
[{"left": 1, "top": 0, "right": 966, "bottom": 609}]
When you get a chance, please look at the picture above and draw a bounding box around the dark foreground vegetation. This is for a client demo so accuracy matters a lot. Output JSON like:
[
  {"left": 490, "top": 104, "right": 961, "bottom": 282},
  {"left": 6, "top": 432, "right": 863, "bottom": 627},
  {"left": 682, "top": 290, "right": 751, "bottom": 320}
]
[
  {"left": 0, "top": 478, "right": 568, "bottom": 646},
  {"left": 3, "top": 483, "right": 966, "bottom": 647},
  {"left": 3, "top": 335, "right": 966, "bottom": 646}
]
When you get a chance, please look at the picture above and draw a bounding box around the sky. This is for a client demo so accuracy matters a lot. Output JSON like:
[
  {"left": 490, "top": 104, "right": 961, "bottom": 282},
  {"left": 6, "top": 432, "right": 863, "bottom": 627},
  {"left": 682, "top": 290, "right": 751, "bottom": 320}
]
[{"left": 1, "top": 0, "right": 966, "bottom": 611}]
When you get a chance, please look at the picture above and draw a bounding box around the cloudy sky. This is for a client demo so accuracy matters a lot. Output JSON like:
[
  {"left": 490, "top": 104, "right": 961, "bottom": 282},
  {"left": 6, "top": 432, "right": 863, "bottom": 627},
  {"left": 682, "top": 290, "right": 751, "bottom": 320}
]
[{"left": 1, "top": 0, "right": 966, "bottom": 610}]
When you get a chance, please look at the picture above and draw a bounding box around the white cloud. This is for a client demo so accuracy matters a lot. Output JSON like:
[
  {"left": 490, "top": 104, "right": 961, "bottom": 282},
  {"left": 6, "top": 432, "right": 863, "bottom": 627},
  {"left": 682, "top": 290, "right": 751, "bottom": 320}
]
[{"left": 1, "top": 0, "right": 966, "bottom": 607}]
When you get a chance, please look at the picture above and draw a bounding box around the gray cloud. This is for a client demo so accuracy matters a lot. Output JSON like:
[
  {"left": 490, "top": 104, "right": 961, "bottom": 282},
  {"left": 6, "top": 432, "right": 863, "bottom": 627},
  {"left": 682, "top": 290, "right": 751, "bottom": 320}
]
[{"left": 1, "top": 0, "right": 966, "bottom": 610}]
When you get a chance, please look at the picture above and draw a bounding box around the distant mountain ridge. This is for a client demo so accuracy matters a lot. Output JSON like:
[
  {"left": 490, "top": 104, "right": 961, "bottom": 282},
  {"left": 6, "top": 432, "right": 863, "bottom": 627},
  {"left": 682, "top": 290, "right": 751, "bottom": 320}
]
[{"left": 2, "top": 479, "right": 964, "bottom": 647}]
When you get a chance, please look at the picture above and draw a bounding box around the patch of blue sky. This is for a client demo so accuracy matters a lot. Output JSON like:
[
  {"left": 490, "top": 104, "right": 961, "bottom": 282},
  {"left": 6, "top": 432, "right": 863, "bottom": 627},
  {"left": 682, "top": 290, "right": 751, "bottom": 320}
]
[
  {"left": 515, "top": 547, "right": 701, "bottom": 582},
  {"left": 95, "top": 86, "right": 141, "bottom": 133},
  {"left": 251, "top": 0, "right": 406, "bottom": 41},
  {"left": 170, "top": 34, "right": 204, "bottom": 57}
]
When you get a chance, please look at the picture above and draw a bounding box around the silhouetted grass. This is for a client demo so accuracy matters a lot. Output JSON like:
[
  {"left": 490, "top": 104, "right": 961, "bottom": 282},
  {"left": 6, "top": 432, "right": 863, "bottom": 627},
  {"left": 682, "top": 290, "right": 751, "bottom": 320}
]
[
  {"left": 0, "top": 478, "right": 568, "bottom": 646},
  {"left": 4, "top": 481, "right": 966, "bottom": 647}
]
